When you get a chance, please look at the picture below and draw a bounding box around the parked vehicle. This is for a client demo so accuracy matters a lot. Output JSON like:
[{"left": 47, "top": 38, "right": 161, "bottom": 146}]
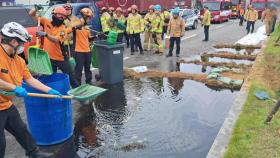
[
  {"left": 201, "top": 0, "right": 232, "bottom": 23},
  {"left": 179, "top": 9, "right": 199, "bottom": 29},
  {"left": 0, "top": 7, "right": 37, "bottom": 61},
  {"left": 230, "top": 0, "right": 242, "bottom": 18},
  {"left": 251, "top": 0, "right": 266, "bottom": 18}
]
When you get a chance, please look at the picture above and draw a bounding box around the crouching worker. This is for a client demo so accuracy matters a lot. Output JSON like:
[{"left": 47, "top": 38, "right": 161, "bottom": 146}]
[
  {"left": 0, "top": 22, "right": 62, "bottom": 158},
  {"left": 69, "top": 8, "right": 96, "bottom": 85},
  {"left": 29, "top": 6, "right": 79, "bottom": 88}
]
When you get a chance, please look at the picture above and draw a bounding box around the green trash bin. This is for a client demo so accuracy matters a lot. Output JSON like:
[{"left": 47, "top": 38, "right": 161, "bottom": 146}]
[
  {"left": 91, "top": 44, "right": 98, "bottom": 68},
  {"left": 95, "top": 40, "right": 125, "bottom": 84},
  {"left": 106, "top": 31, "right": 118, "bottom": 45}
]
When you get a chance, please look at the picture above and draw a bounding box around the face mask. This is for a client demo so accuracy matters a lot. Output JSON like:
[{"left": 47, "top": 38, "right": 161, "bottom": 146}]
[
  {"left": 52, "top": 15, "right": 64, "bottom": 26},
  {"left": 16, "top": 45, "right": 24, "bottom": 54}
]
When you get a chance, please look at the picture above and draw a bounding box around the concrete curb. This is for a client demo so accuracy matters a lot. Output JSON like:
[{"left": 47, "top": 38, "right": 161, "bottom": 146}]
[{"left": 206, "top": 45, "right": 266, "bottom": 158}]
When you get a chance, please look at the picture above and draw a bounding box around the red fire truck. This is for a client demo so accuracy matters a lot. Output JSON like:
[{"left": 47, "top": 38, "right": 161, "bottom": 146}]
[{"left": 201, "top": 0, "right": 232, "bottom": 23}]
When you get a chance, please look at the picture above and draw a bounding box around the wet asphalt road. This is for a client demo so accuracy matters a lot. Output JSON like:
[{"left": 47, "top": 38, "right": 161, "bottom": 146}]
[{"left": 5, "top": 19, "right": 262, "bottom": 158}]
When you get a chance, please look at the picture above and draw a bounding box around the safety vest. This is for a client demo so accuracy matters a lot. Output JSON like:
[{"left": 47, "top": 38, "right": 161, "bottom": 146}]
[
  {"left": 113, "top": 14, "right": 126, "bottom": 33},
  {"left": 64, "top": 15, "right": 80, "bottom": 45},
  {"left": 152, "top": 13, "right": 164, "bottom": 33},
  {"left": 126, "top": 13, "right": 144, "bottom": 34},
  {"left": 203, "top": 10, "right": 211, "bottom": 26},
  {"left": 244, "top": 9, "right": 258, "bottom": 22},
  {"left": 100, "top": 12, "right": 111, "bottom": 32},
  {"left": 144, "top": 12, "right": 154, "bottom": 25},
  {"left": 163, "top": 11, "right": 170, "bottom": 19}
]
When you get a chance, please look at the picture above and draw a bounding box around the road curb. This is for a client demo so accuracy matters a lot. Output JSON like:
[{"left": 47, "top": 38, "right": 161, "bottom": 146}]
[{"left": 206, "top": 44, "right": 266, "bottom": 158}]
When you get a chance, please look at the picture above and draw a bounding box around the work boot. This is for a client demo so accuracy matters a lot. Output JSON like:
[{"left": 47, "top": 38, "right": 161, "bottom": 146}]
[
  {"left": 28, "top": 149, "right": 54, "bottom": 158},
  {"left": 166, "top": 54, "right": 172, "bottom": 57},
  {"left": 131, "top": 51, "right": 134, "bottom": 55}
]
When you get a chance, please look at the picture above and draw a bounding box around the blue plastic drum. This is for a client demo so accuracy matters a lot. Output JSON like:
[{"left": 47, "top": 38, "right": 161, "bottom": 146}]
[{"left": 23, "top": 73, "right": 72, "bottom": 145}]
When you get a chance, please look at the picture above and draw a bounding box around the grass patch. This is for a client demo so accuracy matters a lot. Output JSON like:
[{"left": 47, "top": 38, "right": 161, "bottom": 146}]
[{"left": 224, "top": 22, "right": 280, "bottom": 158}]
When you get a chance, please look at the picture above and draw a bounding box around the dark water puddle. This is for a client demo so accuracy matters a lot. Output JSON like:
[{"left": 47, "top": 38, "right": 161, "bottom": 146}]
[
  {"left": 209, "top": 57, "right": 253, "bottom": 65},
  {"left": 214, "top": 48, "right": 259, "bottom": 55},
  {"left": 179, "top": 63, "right": 212, "bottom": 74},
  {"left": 74, "top": 78, "right": 238, "bottom": 158}
]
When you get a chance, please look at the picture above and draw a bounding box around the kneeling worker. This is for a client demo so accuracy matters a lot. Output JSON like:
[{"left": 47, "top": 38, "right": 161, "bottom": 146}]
[{"left": 0, "top": 22, "right": 62, "bottom": 158}]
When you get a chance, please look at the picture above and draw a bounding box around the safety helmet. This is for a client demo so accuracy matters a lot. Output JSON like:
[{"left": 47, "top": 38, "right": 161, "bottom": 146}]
[
  {"left": 101, "top": 7, "right": 107, "bottom": 11},
  {"left": 172, "top": 7, "right": 180, "bottom": 15},
  {"left": 131, "top": 4, "right": 138, "bottom": 10},
  {"left": 52, "top": 6, "right": 67, "bottom": 16},
  {"left": 80, "top": 8, "right": 94, "bottom": 18},
  {"left": 116, "top": 7, "right": 122, "bottom": 12},
  {"left": 149, "top": 5, "right": 154, "bottom": 10},
  {"left": 1, "top": 22, "right": 31, "bottom": 42},
  {"left": 109, "top": 7, "right": 115, "bottom": 11},
  {"left": 63, "top": 3, "right": 72, "bottom": 10},
  {"left": 154, "top": 4, "right": 161, "bottom": 11}
]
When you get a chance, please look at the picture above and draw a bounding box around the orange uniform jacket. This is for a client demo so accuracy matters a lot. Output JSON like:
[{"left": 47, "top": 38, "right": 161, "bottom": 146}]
[
  {"left": 73, "top": 27, "right": 91, "bottom": 53},
  {"left": 0, "top": 45, "right": 32, "bottom": 110},
  {"left": 40, "top": 17, "right": 66, "bottom": 61}
]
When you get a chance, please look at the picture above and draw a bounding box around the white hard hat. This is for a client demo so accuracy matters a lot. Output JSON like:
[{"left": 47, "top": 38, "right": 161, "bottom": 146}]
[{"left": 1, "top": 22, "right": 31, "bottom": 42}]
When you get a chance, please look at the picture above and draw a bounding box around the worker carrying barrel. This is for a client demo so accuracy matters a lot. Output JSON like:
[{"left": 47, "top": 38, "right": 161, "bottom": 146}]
[
  {"left": 143, "top": 5, "right": 155, "bottom": 51},
  {"left": 126, "top": 4, "right": 144, "bottom": 55},
  {"left": 29, "top": 6, "right": 79, "bottom": 88},
  {"left": 152, "top": 4, "right": 164, "bottom": 54},
  {"left": 166, "top": 7, "right": 185, "bottom": 57},
  {"left": 0, "top": 22, "right": 62, "bottom": 158}
]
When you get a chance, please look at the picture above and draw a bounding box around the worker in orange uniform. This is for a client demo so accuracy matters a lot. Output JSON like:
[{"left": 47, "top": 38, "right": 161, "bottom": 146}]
[
  {"left": 113, "top": 7, "right": 126, "bottom": 42},
  {"left": 166, "top": 7, "right": 185, "bottom": 57},
  {"left": 239, "top": 5, "right": 245, "bottom": 26},
  {"left": 244, "top": 5, "right": 258, "bottom": 34},
  {"left": 0, "top": 22, "right": 63, "bottom": 158},
  {"left": 261, "top": 5, "right": 276, "bottom": 36},
  {"left": 29, "top": 6, "right": 79, "bottom": 88},
  {"left": 143, "top": 5, "right": 155, "bottom": 51},
  {"left": 126, "top": 4, "right": 144, "bottom": 55},
  {"left": 68, "top": 8, "right": 96, "bottom": 85},
  {"left": 63, "top": 3, "right": 80, "bottom": 57}
]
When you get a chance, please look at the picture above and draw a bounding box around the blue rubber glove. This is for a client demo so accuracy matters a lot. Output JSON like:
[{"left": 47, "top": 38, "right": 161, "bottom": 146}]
[
  {"left": 13, "top": 86, "right": 28, "bottom": 97},
  {"left": 48, "top": 89, "right": 62, "bottom": 101}
]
